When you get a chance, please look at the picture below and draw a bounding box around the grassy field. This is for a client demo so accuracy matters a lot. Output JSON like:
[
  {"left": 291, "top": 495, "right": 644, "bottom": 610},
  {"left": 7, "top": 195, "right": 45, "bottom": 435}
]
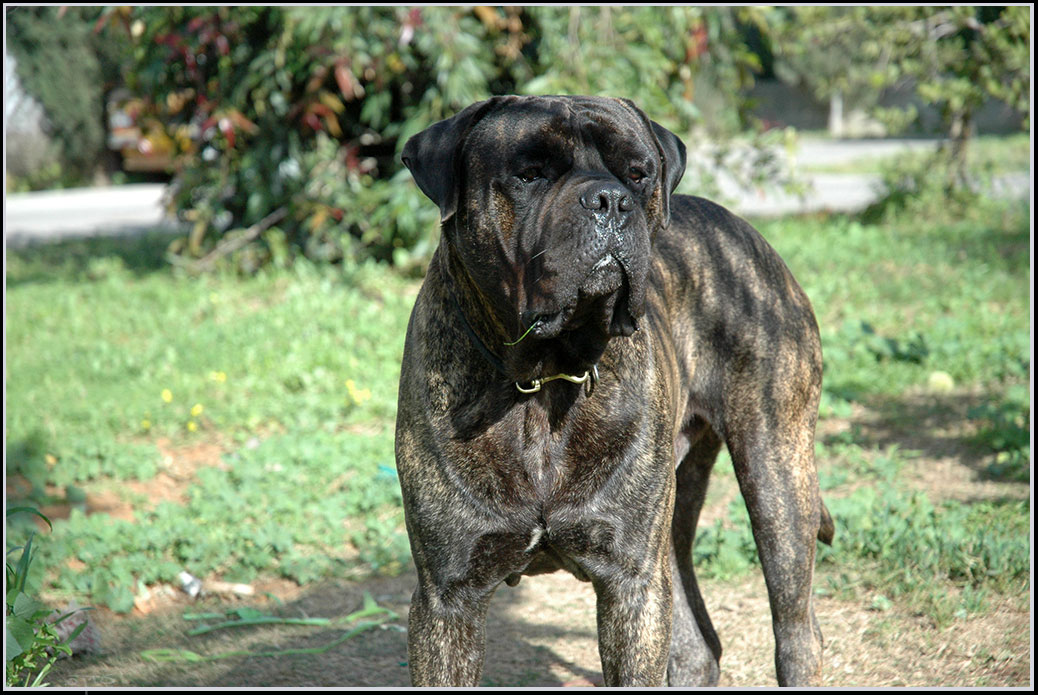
[{"left": 5, "top": 191, "right": 1030, "bottom": 684}]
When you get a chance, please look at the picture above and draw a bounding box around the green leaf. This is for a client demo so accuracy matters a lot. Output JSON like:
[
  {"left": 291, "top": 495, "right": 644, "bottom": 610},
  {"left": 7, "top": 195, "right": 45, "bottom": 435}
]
[
  {"left": 5, "top": 507, "right": 52, "bottom": 530},
  {"left": 12, "top": 592, "right": 50, "bottom": 621},
  {"left": 141, "top": 648, "right": 206, "bottom": 663},
  {"left": 6, "top": 615, "right": 37, "bottom": 656}
]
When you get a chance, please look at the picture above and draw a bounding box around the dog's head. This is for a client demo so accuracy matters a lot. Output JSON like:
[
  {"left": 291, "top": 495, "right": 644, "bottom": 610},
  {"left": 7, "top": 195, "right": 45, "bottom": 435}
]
[{"left": 402, "top": 95, "right": 686, "bottom": 343}]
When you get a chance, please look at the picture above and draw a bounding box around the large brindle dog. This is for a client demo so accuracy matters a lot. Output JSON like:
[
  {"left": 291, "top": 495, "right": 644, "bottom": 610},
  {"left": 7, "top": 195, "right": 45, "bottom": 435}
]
[{"left": 395, "top": 95, "right": 833, "bottom": 687}]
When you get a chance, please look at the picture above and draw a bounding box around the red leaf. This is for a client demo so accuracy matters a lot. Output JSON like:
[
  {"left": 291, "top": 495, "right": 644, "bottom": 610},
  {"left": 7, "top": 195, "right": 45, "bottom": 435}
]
[
  {"left": 219, "top": 118, "right": 235, "bottom": 149},
  {"left": 92, "top": 9, "right": 111, "bottom": 35},
  {"left": 689, "top": 24, "right": 709, "bottom": 61},
  {"left": 335, "top": 63, "right": 356, "bottom": 101},
  {"left": 309, "top": 103, "right": 333, "bottom": 119}
]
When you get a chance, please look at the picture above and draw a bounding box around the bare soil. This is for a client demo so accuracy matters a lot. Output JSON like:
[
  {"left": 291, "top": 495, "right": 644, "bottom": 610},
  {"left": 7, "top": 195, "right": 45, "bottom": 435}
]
[
  {"left": 43, "top": 566, "right": 1031, "bottom": 688},
  {"left": 43, "top": 394, "right": 1031, "bottom": 688}
]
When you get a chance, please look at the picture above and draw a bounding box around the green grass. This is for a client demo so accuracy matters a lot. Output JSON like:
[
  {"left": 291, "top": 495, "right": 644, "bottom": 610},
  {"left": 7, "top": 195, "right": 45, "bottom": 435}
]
[
  {"left": 7, "top": 238, "right": 413, "bottom": 481},
  {"left": 5, "top": 189, "right": 1031, "bottom": 620},
  {"left": 756, "top": 200, "right": 1030, "bottom": 405},
  {"left": 7, "top": 237, "right": 415, "bottom": 608}
]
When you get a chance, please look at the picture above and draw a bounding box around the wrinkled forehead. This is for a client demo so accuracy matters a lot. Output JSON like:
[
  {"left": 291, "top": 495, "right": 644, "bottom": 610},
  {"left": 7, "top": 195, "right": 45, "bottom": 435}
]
[{"left": 463, "top": 96, "right": 657, "bottom": 166}]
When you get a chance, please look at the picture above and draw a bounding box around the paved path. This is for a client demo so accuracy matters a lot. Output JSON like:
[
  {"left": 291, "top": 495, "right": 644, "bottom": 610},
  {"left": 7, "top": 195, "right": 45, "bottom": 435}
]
[
  {"left": 695, "top": 136, "right": 1030, "bottom": 217},
  {"left": 5, "top": 183, "right": 178, "bottom": 247},
  {"left": 4, "top": 139, "right": 1029, "bottom": 246}
]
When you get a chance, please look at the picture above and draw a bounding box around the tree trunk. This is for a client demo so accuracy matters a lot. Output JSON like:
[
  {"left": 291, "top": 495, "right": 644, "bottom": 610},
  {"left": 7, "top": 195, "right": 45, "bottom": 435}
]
[
  {"left": 828, "top": 90, "right": 844, "bottom": 138},
  {"left": 947, "top": 108, "right": 973, "bottom": 191}
]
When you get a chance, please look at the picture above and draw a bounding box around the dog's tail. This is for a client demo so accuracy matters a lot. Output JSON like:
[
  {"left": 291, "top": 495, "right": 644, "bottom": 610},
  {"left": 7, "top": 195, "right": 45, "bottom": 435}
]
[{"left": 817, "top": 501, "right": 835, "bottom": 545}]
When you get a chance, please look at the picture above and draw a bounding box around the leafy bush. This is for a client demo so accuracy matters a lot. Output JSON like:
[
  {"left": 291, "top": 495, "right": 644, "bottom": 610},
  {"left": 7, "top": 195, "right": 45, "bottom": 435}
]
[
  {"left": 861, "top": 148, "right": 989, "bottom": 225},
  {"left": 6, "top": 6, "right": 128, "bottom": 186},
  {"left": 107, "top": 6, "right": 774, "bottom": 270}
]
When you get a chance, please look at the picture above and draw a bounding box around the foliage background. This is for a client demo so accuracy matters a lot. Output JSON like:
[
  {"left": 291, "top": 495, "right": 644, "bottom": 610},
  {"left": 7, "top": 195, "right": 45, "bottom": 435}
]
[{"left": 7, "top": 6, "right": 1028, "bottom": 269}]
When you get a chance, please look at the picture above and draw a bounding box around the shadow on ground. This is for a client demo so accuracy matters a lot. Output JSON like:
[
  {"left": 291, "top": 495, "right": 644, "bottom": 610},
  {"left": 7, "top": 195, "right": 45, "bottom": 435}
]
[
  {"left": 849, "top": 389, "right": 1028, "bottom": 493},
  {"left": 5, "top": 226, "right": 183, "bottom": 287},
  {"left": 44, "top": 569, "right": 604, "bottom": 688}
]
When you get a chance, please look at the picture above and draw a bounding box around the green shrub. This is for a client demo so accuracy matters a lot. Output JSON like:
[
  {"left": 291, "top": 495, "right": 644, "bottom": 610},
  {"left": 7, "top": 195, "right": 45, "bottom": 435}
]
[
  {"left": 110, "top": 6, "right": 773, "bottom": 270},
  {"left": 6, "top": 6, "right": 128, "bottom": 186}
]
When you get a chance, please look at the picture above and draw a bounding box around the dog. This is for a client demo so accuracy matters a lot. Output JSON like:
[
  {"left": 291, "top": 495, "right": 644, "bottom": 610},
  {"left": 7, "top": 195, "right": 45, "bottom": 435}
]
[{"left": 395, "top": 95, "right": 833, "bottom": 687}]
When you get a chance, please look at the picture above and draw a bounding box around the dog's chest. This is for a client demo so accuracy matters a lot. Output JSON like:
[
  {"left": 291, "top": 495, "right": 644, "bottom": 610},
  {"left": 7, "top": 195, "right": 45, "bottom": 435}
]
[
  {"left": 516, "top": 400, "right": 555, "bottom": 490},
  {"left": 485, "top": 393, "right": 643, "bottom": 505},
  {"left": 450, "top": 395, "right": 662, "bottom": 583}
]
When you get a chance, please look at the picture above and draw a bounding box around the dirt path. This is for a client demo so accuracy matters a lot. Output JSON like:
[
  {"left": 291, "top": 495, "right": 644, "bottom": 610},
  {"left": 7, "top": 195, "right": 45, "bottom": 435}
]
[{"left": 46, "top": 560, "right": 1029, "bottom": 688}]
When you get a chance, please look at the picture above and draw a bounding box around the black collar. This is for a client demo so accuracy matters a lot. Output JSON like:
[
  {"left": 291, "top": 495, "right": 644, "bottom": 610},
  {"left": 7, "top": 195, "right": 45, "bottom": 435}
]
[{"left": 449, "top": 289, "right": 509, "bottom": 378}]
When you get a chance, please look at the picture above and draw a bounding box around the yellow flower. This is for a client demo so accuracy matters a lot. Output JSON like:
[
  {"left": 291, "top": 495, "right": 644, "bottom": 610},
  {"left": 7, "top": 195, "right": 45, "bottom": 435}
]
[
  {"left": 208, "top": 371, "right": 227, "bottom": 383},
  {"left": 141, "top": 419, "right": 152, "bottom": 431},
  {"left": 191, "top": 403, "right": 204, "bottom": 417},
  {"left": 187, "top": 420, "right": 197, "bottom": 432},
  {"left": 161, "top": 389, "right": 173, "bottom": 403},
  {"left": 344, "top": 379, "right": 372, "bottom": 405}
]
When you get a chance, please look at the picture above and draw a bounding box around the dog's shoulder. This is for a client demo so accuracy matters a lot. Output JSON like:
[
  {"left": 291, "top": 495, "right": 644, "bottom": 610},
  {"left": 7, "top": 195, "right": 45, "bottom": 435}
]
[
  {"left": 665, "top": 194, "right": 768, "bottom": 257},
  {"left": 653, "top": 193, "right": 820, "bottom": 352},
  {"left": 661, "top": 194, "right": 806, "bottom": 296}
]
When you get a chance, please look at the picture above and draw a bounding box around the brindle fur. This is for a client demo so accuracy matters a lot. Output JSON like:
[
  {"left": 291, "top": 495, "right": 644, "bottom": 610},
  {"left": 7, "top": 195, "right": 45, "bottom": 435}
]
[{"left": 395, "top": 95, "right": 833, "bottom": 687}]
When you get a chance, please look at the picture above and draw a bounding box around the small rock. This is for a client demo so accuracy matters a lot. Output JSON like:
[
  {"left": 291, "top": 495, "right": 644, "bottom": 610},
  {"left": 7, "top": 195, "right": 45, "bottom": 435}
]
[{"left": 49, "top": 602, "right": 102, "bottom": 656}]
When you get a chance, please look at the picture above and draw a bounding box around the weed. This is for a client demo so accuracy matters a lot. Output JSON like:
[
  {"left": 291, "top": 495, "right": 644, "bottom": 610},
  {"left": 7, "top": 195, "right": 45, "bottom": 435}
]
[
  {"left": 5, "top": 508, "right": 88, "bottom": 687},
  {"left": 968, "top": 384, "right": 1031, "bottom": 482}
]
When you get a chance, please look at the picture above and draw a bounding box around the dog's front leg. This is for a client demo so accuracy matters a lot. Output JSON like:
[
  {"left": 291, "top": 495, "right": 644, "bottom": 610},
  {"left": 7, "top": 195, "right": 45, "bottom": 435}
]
[
  {"left": 407, "top": 582, "right": 493, "bottom": 687},
  {"left": 593, "top": 557, "right": 673, "bottom": 687}
]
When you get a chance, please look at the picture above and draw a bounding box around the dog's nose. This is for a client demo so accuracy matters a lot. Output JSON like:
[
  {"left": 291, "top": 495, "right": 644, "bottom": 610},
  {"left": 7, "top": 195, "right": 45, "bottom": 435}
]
[{"left": 580, "top": 184, "right": 634, "bottom": 215}]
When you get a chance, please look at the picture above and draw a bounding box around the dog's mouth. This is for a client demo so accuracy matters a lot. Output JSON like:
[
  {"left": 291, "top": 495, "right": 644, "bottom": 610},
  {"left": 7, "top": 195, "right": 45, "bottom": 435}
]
[{"left": 522, "top": 254, "right": 639, "bottom": 341}]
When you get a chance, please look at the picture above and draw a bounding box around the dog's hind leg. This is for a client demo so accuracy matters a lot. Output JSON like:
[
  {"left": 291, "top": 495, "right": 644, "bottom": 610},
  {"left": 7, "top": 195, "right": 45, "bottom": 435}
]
[
  {"left": 667, "top": 422, "right": 724, "bottom": 686},
  {"left": 727, "top": 410, "right": 825, "bottom": 686}
]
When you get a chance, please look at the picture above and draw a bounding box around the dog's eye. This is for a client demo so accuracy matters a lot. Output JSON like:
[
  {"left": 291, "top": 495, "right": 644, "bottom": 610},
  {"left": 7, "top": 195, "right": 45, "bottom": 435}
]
[
  {"left": 517, "top": 167, "right": 543, "bottom": 183},
  {"left": 628, "top": 167, "right": 647, "bottom": 184}
]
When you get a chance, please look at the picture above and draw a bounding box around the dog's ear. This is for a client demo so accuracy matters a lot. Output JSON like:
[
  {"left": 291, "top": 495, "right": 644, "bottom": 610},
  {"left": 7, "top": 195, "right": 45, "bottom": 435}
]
[
  {"left": 616, "top": 98, "right": 687, "bottom": 229},
  {"left": 648, "top": 119, "right": 687, "bottom": 228},
  {"left": 401, "top": 97, "right": 508, "bottom": 223}
]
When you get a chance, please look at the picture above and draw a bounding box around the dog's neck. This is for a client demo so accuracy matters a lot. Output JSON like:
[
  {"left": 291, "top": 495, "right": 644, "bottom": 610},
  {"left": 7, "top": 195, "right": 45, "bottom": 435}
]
[{"left": 437, "top": 243, "right": 608, "bottom": 387}]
